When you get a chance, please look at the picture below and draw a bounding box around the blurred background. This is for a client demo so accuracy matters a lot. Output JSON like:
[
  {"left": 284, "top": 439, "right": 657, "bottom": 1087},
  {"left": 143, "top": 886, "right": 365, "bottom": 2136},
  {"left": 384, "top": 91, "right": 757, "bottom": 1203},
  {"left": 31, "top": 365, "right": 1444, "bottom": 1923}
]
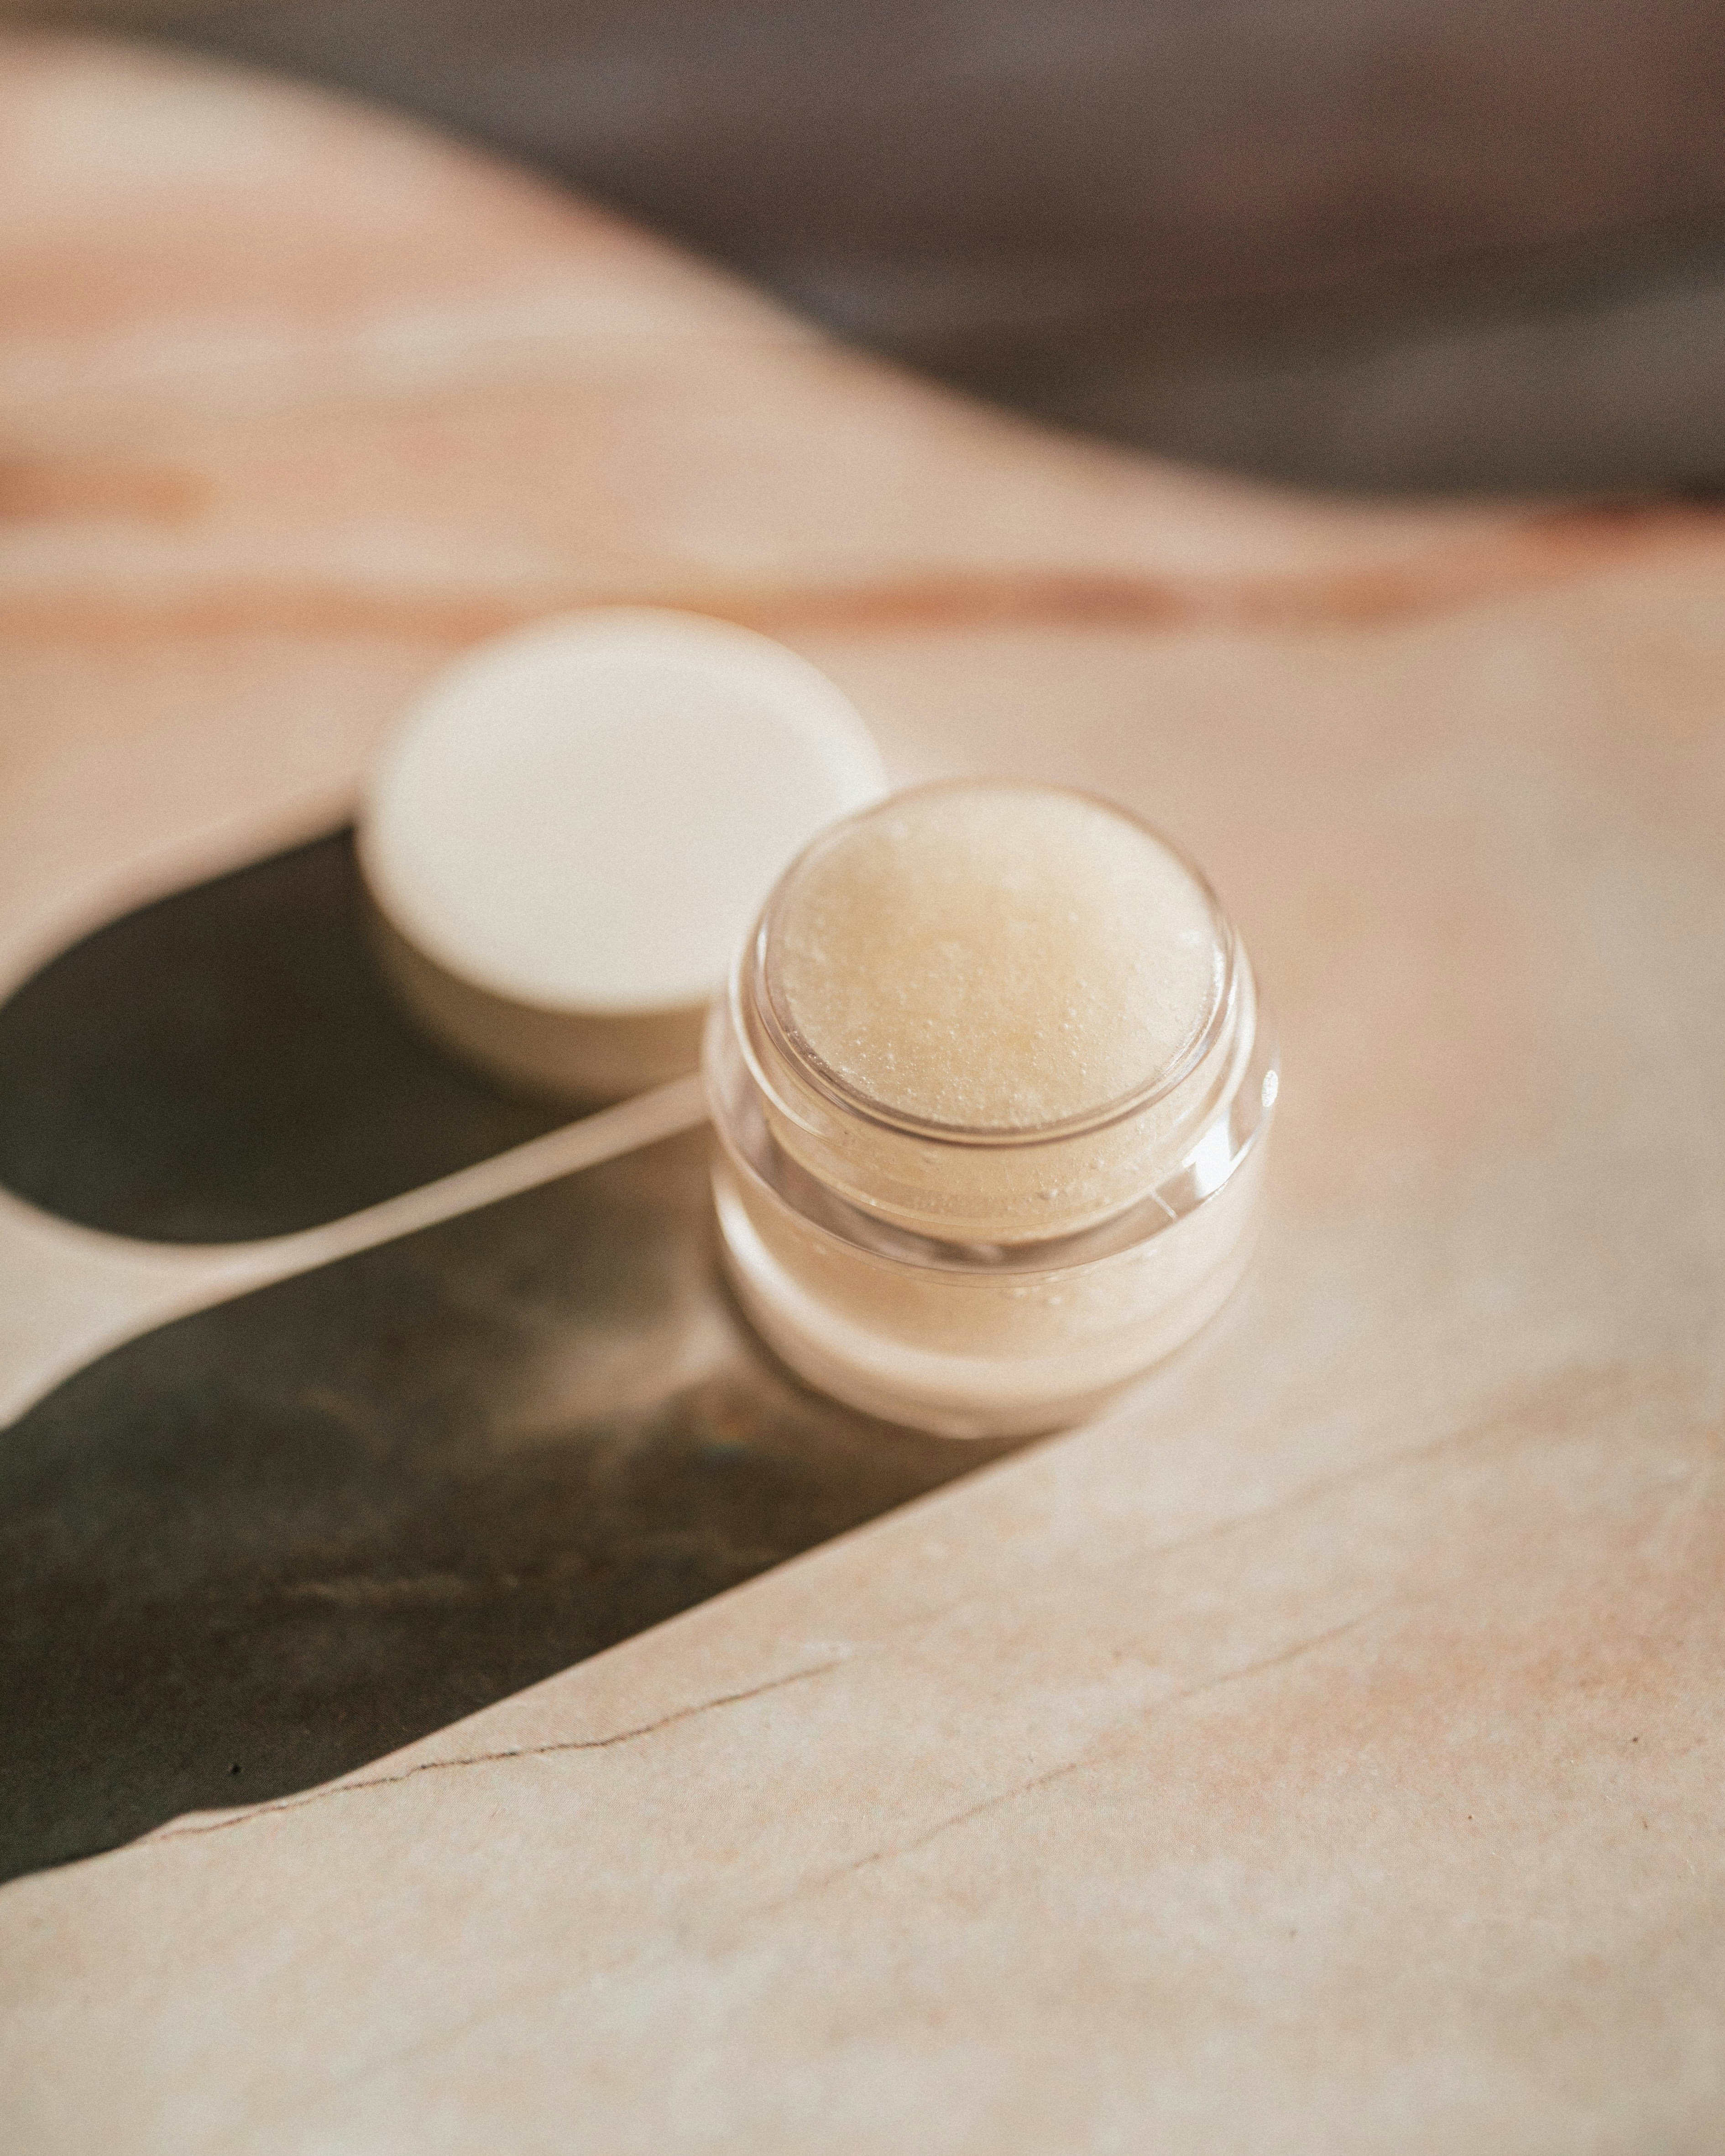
[{"left": 7, "top": 0, "right": 1725, "bottom": 494}]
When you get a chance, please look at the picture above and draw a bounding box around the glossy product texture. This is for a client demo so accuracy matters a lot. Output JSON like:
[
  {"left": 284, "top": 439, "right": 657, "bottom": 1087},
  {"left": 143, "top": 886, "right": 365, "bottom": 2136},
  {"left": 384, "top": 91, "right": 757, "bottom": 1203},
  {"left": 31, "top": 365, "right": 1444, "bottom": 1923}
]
[{"left": 706, "top": 781, "right": 1277, "bottom": 1437}]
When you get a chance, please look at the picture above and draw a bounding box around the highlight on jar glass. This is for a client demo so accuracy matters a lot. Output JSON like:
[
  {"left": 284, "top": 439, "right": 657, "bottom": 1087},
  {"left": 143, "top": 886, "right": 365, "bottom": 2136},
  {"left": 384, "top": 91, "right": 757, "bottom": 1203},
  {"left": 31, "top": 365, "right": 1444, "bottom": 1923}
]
[{"left": 704, "top": 779, "right": 1278, "bottom": 1439}]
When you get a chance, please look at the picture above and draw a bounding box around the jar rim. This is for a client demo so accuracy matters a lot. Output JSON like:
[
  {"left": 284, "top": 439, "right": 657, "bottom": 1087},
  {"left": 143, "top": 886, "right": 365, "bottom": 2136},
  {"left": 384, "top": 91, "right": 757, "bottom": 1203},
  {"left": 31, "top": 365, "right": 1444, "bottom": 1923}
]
[{"left": 748, "top": 777, "right": 1239, "bottom": 1151}]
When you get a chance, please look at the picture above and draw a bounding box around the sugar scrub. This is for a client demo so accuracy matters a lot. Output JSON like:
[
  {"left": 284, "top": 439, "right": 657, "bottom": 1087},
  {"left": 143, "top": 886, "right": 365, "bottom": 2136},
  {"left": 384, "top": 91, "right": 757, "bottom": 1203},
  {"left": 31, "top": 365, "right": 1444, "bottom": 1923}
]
[{"left": 705, "top": 779, "right": 1277, "bottom": 1437}]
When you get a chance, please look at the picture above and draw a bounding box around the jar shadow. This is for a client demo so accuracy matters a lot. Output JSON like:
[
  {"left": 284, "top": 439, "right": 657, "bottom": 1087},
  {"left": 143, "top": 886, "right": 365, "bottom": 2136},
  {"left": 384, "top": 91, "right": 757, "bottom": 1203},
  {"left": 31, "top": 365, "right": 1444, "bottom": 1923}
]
[
  {"left": 0, "top": 1129, "right": 1015, "bottom": 1885},
  {"left": 0, "top": 830, "right": 572, "bottom": 1243}
]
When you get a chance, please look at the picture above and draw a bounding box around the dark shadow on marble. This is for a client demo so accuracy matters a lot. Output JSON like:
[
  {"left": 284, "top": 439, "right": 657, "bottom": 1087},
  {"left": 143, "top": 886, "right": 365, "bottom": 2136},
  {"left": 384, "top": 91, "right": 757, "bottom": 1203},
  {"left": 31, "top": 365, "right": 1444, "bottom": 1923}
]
[
  {"left": 0, "top": 1128, "right": 1006, "bottom": 1883},
  {"left": 0, "top": 832, "right": 569, "bottom": 1242}
]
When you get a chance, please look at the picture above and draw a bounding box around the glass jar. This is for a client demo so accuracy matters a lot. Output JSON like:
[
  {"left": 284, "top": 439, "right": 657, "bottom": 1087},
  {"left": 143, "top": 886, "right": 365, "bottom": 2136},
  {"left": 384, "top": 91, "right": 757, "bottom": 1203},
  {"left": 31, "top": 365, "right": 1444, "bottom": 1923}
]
[{"left": 704, "top": 780, "right": 1277, "bottom": 1438}]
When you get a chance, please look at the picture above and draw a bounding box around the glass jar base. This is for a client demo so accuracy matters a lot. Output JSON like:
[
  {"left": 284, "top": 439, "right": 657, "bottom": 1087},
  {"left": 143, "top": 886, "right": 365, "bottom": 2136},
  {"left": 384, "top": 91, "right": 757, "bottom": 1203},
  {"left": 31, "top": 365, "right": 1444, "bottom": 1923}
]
[{"left": 714, "top": 1159, "right": 1262, "bottom": 1441}]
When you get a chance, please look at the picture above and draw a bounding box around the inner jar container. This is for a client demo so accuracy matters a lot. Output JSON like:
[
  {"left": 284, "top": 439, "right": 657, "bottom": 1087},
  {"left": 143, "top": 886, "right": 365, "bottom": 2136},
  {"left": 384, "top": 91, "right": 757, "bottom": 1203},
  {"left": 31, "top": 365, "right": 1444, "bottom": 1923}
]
[{"left": 704, "top": 780, "right": 1277, "bottom": 1439}]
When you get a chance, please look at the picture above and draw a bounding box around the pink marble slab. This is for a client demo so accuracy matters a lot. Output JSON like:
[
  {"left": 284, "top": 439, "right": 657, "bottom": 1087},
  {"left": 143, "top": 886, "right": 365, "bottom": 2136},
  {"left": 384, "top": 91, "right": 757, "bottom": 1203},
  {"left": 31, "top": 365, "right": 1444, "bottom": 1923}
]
[{"left": 0, "top": 30, "right": 1720, "bottom": 2154}]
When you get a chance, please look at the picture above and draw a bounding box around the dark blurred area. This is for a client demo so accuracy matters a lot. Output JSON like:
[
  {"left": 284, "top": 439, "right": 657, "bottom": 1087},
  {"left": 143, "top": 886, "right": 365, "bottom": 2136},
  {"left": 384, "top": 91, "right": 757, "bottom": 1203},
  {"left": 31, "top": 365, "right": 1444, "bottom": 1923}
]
[
  {"left": 13, "top": 0, "right": 1725, "bottom": 494},
  {"left": 10, "top": 0, "right": 1725, "bottom": 491},
  {"left": 0, "top": 835, "right": 569, "bottom": 1243}
]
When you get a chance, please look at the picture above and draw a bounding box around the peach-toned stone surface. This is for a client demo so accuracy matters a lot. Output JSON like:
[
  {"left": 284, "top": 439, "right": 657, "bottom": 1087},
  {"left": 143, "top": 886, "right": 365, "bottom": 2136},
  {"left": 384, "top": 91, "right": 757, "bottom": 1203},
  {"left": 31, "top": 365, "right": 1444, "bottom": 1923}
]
[{"left": 1, "top": 31, "right": 1722, "bottom": 2154}]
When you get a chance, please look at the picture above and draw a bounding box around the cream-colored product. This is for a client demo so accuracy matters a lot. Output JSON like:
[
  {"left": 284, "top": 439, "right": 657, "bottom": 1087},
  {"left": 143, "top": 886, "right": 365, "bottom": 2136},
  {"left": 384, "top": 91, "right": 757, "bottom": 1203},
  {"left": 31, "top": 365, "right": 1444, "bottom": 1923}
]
[
  {"left": 705, "top": 780, "right": 1277, "bottom": 1437},
  {"left": 359, "top": 609, "right": 887, "bottom": 1101}
]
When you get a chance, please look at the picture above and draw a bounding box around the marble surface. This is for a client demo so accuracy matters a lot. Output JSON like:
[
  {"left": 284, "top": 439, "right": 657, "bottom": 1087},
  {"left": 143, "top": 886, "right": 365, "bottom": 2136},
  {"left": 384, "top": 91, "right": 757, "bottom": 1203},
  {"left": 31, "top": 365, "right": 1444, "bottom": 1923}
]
[{"left": 1, "top": 30, "right": 1722, "bottom": 2154}]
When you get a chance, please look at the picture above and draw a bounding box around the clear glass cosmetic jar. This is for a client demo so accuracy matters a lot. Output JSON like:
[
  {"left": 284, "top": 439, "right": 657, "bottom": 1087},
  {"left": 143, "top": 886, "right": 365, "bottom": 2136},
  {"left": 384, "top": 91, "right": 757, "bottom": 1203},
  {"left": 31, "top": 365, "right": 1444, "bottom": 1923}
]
[{"left": 703, "top": 780, "right": 1278, "bottom": 1439}]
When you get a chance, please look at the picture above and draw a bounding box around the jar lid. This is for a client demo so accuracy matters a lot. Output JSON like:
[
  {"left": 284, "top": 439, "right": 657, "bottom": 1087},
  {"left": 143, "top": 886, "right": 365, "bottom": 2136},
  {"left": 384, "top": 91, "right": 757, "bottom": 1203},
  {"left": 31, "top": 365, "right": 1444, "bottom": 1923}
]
[{"left": 358, "top": 608, "right": 887, "bottom": 1101}]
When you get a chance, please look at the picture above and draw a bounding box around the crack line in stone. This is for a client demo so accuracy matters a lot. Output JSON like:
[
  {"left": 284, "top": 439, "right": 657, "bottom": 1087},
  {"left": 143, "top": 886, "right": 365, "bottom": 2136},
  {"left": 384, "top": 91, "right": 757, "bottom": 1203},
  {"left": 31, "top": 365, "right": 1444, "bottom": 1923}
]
[
  {"left": 145, "top": 1655, "right": 851, "bottom": 1848},
  {"left": 773, "top": 1608, "right": 1382, "bottom": 1903},
  {"left": 859, "top": 1382, "right": 1565, "bottom": 1660},
  {"left": 242, "top": 1607, "right": 1383, "bottom": 2139}
]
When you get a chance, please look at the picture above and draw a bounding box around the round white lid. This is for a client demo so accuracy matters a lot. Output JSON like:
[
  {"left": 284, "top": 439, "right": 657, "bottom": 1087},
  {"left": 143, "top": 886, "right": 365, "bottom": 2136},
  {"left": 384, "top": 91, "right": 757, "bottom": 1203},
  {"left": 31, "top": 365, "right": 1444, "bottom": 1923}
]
[{"left": 359, "top": 609, "right": 888, "bottom": 1019}]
